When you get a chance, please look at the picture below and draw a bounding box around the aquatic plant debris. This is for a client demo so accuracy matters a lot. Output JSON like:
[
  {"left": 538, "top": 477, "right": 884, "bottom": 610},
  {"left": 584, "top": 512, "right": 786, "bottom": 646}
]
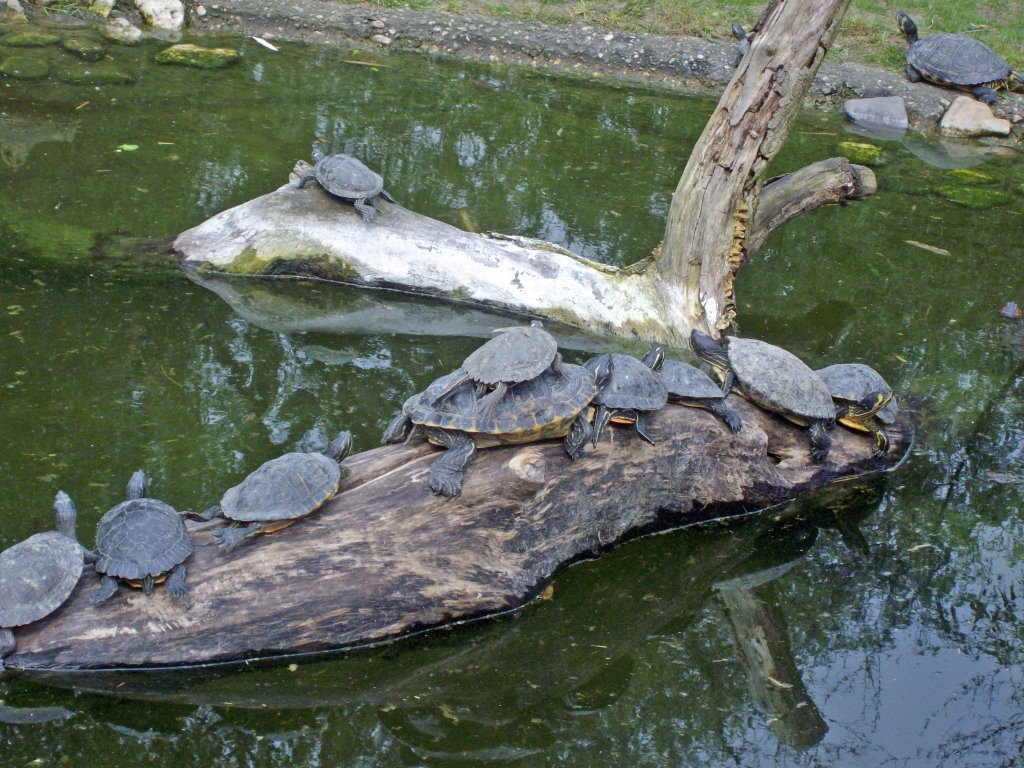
[
  {"left": 904, "top": 240, "right": 951, "bottom": 256},
  {"left": 251, "top": 36, "right": 279, "bottom": 51}
]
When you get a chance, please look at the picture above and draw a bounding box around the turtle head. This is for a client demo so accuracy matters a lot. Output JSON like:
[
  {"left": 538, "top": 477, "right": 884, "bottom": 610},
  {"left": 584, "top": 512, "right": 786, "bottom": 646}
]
[
  {"left": 590, "top": 353, "right": 614, "bottom": 391},
  {"left": 690, "top": 330, "right": 730, "bottom": 370},
  {"left": 848, "top": 389, "right": 894, "bottom": 420},
  {"left": 125, "top": 470, "right": 148, "bottom": 500},
  {"left": 641, "top": 344, "right": 666, "bottom": 372},
  {"left": 53, "top": 491, "right": 78, "bottom": 541},
  {"left": 326, "top": 430, "right": 353, "bottom": 462},
  {"left": 896, "top": 11, "right": 917, "bottom": 44},
  {"left": 731, "top": 21, "right": 747, "bottom": 42}
]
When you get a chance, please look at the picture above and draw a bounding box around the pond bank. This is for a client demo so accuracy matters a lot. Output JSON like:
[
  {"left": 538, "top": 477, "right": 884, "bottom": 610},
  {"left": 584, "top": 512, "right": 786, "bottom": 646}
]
[{"left": 187, "top": 0, "right": 1024, "bottom": 135}]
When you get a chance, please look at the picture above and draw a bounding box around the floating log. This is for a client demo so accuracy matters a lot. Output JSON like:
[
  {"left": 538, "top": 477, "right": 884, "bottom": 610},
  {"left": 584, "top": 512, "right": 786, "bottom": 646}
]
[{"left": 7, "top": 398, "right": 910, "bottom": 672}]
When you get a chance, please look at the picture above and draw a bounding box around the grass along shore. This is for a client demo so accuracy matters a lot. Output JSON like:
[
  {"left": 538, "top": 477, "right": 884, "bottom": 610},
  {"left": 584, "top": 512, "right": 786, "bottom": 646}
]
[{"left": 343, "top": 0, "right": 1024, "bottom": 74}]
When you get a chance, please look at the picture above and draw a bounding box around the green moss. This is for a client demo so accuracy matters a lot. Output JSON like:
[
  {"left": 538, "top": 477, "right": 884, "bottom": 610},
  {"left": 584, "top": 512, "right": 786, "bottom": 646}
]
[
  {"left": 57, "top": 63, "right": 135, "bottom": 85},
  {"left": 154, "top": 43, "right": 239, "bottom": 70},
  {"left": 935, "top": 185, "right": 1013, "bottom": 209},
  {"left": 61, "top": 36, "right": 106, "bottom": 62},
  {"left": 213, "top": 249, "right": 365, "bottom": 283},
  {"left": 946, "top": 168, "right": 994, "bottom": 185},
  {"left": 838, "top": 140, "right": 886, "bottom": 167},
  {"left": 0, "top": 55, "right": 49, "bottom": 79},
  {"left": 0, "top": 31, "right": 60, "bottom": 47}
]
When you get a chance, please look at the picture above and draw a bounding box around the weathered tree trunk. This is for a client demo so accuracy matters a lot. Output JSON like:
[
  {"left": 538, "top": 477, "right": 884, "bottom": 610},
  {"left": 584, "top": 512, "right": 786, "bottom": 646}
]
[
  {"left": 175, "top": 0, "right": 865, "bottom": 346},
  {"left": 7, "top": 399, "right": 909, "bottom": 671}
]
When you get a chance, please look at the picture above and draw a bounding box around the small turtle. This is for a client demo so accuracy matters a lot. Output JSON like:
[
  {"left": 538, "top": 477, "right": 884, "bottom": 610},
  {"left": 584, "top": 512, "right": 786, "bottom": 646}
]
[
  {"left": 0, "top": 493, "right": 90, "bottom": 671},
  {"left": 92, "top": 471, "right": 192, "bottom": 604},
  {"left": 897, "top": 12, "right": 1023, "bottom": 105},
  {"left": 691, "top": 330, "right": 836, "bottom": 462},
  {"left": 204, "top": 431, "right": 353, "bottom": 553},
  {"left": 295, "top": 154, "right": 396, "bottom": 222},
  {"left": 653, "top": 352, "right": 743, "bottom": 433},
  {"left": 429, "top": 320, "right": 562, "bottom": 420},
  {"left": 383, "top": 359, "right": 611, "bottom": 497},
  {"left": 732, "top": 21, "right": 751, "bottom": 65},
  {"left": 583, "top": 348, "right": 668, "bottom": 445},
  {"left": 816, "top": 363, "right": 897, "bottom": 457}
]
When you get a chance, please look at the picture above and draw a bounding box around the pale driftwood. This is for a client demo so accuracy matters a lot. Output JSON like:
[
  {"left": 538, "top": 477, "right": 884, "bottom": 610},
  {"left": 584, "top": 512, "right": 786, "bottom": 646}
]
[
  {"left": 7, "top": 398, "right": 909, "bottom": 671},
  {"left": 174, "top": 0, "right": 865, "bottom": 346}
]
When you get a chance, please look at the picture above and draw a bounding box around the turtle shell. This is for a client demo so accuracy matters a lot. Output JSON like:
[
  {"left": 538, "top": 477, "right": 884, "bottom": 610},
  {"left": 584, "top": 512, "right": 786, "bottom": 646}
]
[
  {"left": 462, "top": 323, "right": 559, "bottom": 386},
  {"left": 908, "top": 34, "right": 1011, "bottom": 86},
  {"left": 816, "top": 363, "right": 898, "bottom": 425},
  {"left": 0, "top": 532, "right": 82, "bottom": 628},
  {"left": 585, "top": 353, "right": 667, "bottom": 412},
  {"left": 406, "top": 363, "right": 597, "bottom": 443},
  {"left": 725, "top": 337, "right": 835, "bottom": 422},
  {"left": 220, "top": 452, "right": 343, "bottom": 523},
  {"left": 314, "top": 154, "right": 385, "bottom": 200},
  {"left": 658, "top": 359, "right": 724, "bottom": 401},
  {"left": 94, "top": 498, "right": 192, "bottom": 581}
]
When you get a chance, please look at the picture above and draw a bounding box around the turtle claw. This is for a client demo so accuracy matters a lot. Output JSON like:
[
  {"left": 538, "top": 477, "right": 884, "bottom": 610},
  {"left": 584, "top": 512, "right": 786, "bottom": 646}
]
[
  {"left": 165, "top": 565, "right": 190, "bottom": 599},
  {"left": 428, "top": 466, "right": 464, "bottom": 498},
  {"left": 91, "top": 576, "right": 120, "bottom": 605}
]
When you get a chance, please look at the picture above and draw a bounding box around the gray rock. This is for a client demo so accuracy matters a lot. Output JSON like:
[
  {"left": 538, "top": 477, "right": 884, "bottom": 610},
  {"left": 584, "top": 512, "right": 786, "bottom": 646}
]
[
  {"left": 135, "top": 0, "right": 185, "bottom": 31},
  {"left": 100, "top": 17, "right": 144, "bottom": 45},
  {"left": 940, "top": 95, "right": 1011, "bottom": 138},
  {"left": 843, "top": 96, "right": 908, "bottom": 132},
  {"left": 0, "top": 0, "right": 26, "bottom": 23}
]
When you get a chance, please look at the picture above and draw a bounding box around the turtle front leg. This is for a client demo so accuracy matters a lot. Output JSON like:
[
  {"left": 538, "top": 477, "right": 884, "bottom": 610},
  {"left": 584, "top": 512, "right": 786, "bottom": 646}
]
[
  {"left": 354, "top": 197, "right": 378, "bottom": 222},
  {"left": 214, "top": 523, "right": 263, "bottom": 553},
  {"left": 632, "top": 411, "right": 656, "bottom": 445},
  {"left": 0, "top": 627, "right": 16, "bottom": 671},
  {"left": 165, "top": 564, "right": 190, "bottom": 599},
  {"left": 382, "top": 412, "right": 414, "bottom": 444},
  {"left": 187, "top": 505, "right": 223, "bottom": 521},
  {"left": 91, "top": 575, "right": 120, "bottom": 604},
  {"left": 808, "top": 420, "right": 832, "bottom": 463},
  {"left": 426, "top": 429, "right": 477, "bottom": 497},
  {"left": 591, "top": 404, "right": 612, "bottom": 446},
  {"left": 904, "top": 63, "right": 922, "bottom": 83},
  {"left": 295, "top": 171, "right": 317, "bottom": 189},
  {"left": 705, "top": 400, "right": 742, "bottom": 433},
  {"left": 972, "top": 85, "right": 998, "bottom": 105},
  {"left": 475, "top": 381, "right": 508, "bottom": 422},
  {"left": 564, "top": 411, "right": 594, "bottom": 460},
  {"left": 870, "top": 424, "right": 890, "bottom": 458}
]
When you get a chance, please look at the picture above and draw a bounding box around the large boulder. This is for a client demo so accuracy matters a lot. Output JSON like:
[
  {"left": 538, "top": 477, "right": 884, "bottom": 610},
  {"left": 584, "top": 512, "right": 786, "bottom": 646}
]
[{"left": 843, "top": 96, "right": 909, "bottom": 132}]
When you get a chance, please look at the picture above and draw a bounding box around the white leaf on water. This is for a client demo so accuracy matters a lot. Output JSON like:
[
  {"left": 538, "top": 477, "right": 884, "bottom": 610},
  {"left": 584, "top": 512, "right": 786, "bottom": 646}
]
[{"left": 251, "top": 36, "right": 280, "bottom": 52}]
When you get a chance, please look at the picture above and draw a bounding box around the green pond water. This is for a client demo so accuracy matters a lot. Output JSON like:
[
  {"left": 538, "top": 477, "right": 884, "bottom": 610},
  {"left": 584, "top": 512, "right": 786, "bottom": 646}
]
[{"left": 2, "top": 24, "right": 1024, "bottom": 767}]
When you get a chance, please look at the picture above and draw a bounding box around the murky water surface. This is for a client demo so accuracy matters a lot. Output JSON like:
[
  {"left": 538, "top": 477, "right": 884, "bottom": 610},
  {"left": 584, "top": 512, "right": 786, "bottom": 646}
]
[{"left": 1, "top": 24, "right": 1023, "bottom": 767}]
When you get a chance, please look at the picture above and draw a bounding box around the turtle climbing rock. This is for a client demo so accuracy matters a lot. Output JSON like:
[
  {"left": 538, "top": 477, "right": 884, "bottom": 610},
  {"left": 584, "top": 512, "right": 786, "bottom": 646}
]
[
  {"left": 0, "top": 493, "right": 90, "bottom": 671},
  {"left": 92, "top": 470, "right": 193, "bottom": 603},
  {"left": 583, "top": 348, "right": 668, "bottom": 446},
  {"left": 691, "top": 331, "right": 836, "bottom": 463},
  {"left": 204, "top": 431, "right": 353, "bottom": 553},
  {"left": 897, "top": 11, "right": 1023, "bottom": 104},
  {"left": 295, "top": 153, "right": 396, "bottom": 222},
  {"left": 382, "top": 358, "right": 611, "bottom": 498},
  {"left": 816, "top": 363, "right": 897, "bottom": 456}
]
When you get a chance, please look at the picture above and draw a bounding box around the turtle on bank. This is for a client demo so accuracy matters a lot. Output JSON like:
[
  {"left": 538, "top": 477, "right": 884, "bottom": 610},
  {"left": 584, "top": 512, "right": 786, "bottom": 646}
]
[
  {"left": 0, "top": 493, "right": 91, "bottom": 671},
  {"left": 382, "top": 359, "right": 611, "bottom": 498},
  {"left": 202, "top": 431, "right": 353, "bottom": 553},
  {"left": 654, "top": 353, "right": 743, "bottom": 433},
  {"left": 583, "top": 348, "right": 668, "bottom": 446},
  {"left": 690, "top": 331, "right": 837, "bottom": 462},
  {"left": 731, "top": 21, "right": 751, "bottom": 65},
  {"left": 295, "top": 153, "right": 396, "bottom": 222},
  {"left": 816, "top": 363, "right": 897, "bottom": 456},
  {"left": 92, "top": 471, "right": 193, "bottom": 604},
  {"left": 897, "top": 11, "right": 1023, "bottom": 104},
  {"left": 428, "top": 320, "right": 563, "bottom": 421}
]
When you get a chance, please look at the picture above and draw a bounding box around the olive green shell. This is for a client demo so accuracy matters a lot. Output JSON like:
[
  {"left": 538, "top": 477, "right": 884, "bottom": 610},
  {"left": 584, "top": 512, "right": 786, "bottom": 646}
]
[
  {"left": 585, "top": 353, "right": 667, "bottom": 411},
  {"left": 725, "top": 337, "right": 834, "bottom": 423},
  {"left": 462, "top": 324, "right": 559, "bottom": 386},
  {"left": 0, "top": 532, "right": 82, "bottom": 628},
  {"left": 95, "top": 498, "right": 192, "bottom": 582},
  {"left": 314, "top": 154, "right": 385, "bottom": 200},
  {"left": 219, "top": 452, "right": 343, "bottom": 523},
  {"left": 658, "top": 359, "right": 725, "bottom": 401},
  {"left": 405, "top": 363, "right": 596, "bottom": 443},
  {"left": 908, "top": 33, "right": 1011, "bottom": 87},
  {"left": 816, "top": 363, "right": 898, "bottom": 425}
]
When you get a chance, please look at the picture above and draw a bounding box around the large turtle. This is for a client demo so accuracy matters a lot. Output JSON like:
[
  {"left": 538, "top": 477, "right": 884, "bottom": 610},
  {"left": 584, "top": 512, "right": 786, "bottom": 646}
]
[
  {"left": 92, "top": 471, "right": 192, "bottom": 604},
  {"left": 428, "top": 320, "right": 562, "bottom": 420},
  {"left": 382, "top": 359, "right": 611, "bottom": 497},
  {"left": 690, "top": 330, "right": 836, "bottom": 463},
  {"left": 583, "top": 348, "right": 667, "bottom": 445},
  {"left": 816, "top": 363, "right": 897, "bottom": 456},
  {"left": 897, "top": 12, "right": 1023, "bottom": 105},
  {"left": 203, "top": 431, "right": 353, "bottom": 553},
  {"left": 0, "top": 493, "right": 90, "bottom": 671},
  {"left": 654, "top": 353, "right": 743, "bottom": 433},
  {"left": 295, "top": 154, "right": 396, "bottom": 222}
]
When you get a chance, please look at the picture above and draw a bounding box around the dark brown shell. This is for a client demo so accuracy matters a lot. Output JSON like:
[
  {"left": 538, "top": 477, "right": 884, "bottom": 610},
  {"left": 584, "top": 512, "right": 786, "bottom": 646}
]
[
  {"left": 314, "top": 154, "right": 384, "bottom": 200},
  {"left": 658, "top": 359, "right": 725, "bottom": 401},
  {"left": 0, "top": 532, "right": 82, "bottom": 628},
  {"left": 908, "top": 33, "right": 1011, "bottom": 86},
  {"left": 585, "top": 353, "right": 667, "bottom": 412},
  {"left": 220, "top": 453, "right": 342, "bottom": 523},
  {"left": 94, "top": 498, "right": 192, "bottom": 581},
  {"left": 816, "top": 363, "right": 898, "bottom": 424},
  {"left": 726, "top": 337, "right": 834, "bottom": 421},
  {"left": 462, "top": 324, "right": 559, "bottom": 386}
]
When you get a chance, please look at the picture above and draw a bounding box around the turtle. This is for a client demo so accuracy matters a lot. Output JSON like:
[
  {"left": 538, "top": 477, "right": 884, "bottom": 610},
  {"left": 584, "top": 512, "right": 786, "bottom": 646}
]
[
  {"left": 0, "top": 492, "right": 90, "bottom": 671},
  {"left": 897, "top": 12, "right": 1023, "bottom": 105},
  {"left": 202, "top": 431, "right": 353, "bottom": 553},
  {"left": 816, "top": 363, "right": 898, "bottom": 457},
  {"left": 732, "top": 21, "right": 751, "bottom": 66},
  {"left": 92, "top": 470, "right": 193, "bottom": 604},
  {"left": 583, "top": 348, "right": 668, "bottom": 446},
  {"left": 428, "top": 320, "right": 562, "bottom": 421},
  {"left": 295, "top": 153, "right": 396, "bottom": 222},
  {"left": 382, "top": 358, "right": 611, "bottom": 498},
  {"left": 690, "top": 330, "right": 836, "bottom": 463},
  {"left": 653, "top": 353, "right": 743, "bottom": 433}
]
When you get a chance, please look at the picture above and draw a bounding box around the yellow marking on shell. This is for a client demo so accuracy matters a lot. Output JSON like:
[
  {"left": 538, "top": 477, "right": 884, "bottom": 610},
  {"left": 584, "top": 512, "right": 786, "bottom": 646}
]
[
  {"left": 261, "top": 518, "right": 299, "bottom": 534},
  {"left": 126, "top": 574, "right": 169, "bottom": 589}
]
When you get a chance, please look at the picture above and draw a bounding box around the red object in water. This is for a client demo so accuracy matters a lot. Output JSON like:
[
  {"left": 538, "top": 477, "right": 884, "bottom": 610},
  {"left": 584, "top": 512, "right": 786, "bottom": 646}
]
[{"left": 1000, "top": 301, "right": 1021, "bottom": 319}]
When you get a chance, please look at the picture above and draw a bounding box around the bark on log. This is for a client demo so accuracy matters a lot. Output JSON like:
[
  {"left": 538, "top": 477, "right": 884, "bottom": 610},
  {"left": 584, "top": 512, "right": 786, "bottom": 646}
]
[{"left": 6, "top": 398, "right": 910, "bottom": 671}]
